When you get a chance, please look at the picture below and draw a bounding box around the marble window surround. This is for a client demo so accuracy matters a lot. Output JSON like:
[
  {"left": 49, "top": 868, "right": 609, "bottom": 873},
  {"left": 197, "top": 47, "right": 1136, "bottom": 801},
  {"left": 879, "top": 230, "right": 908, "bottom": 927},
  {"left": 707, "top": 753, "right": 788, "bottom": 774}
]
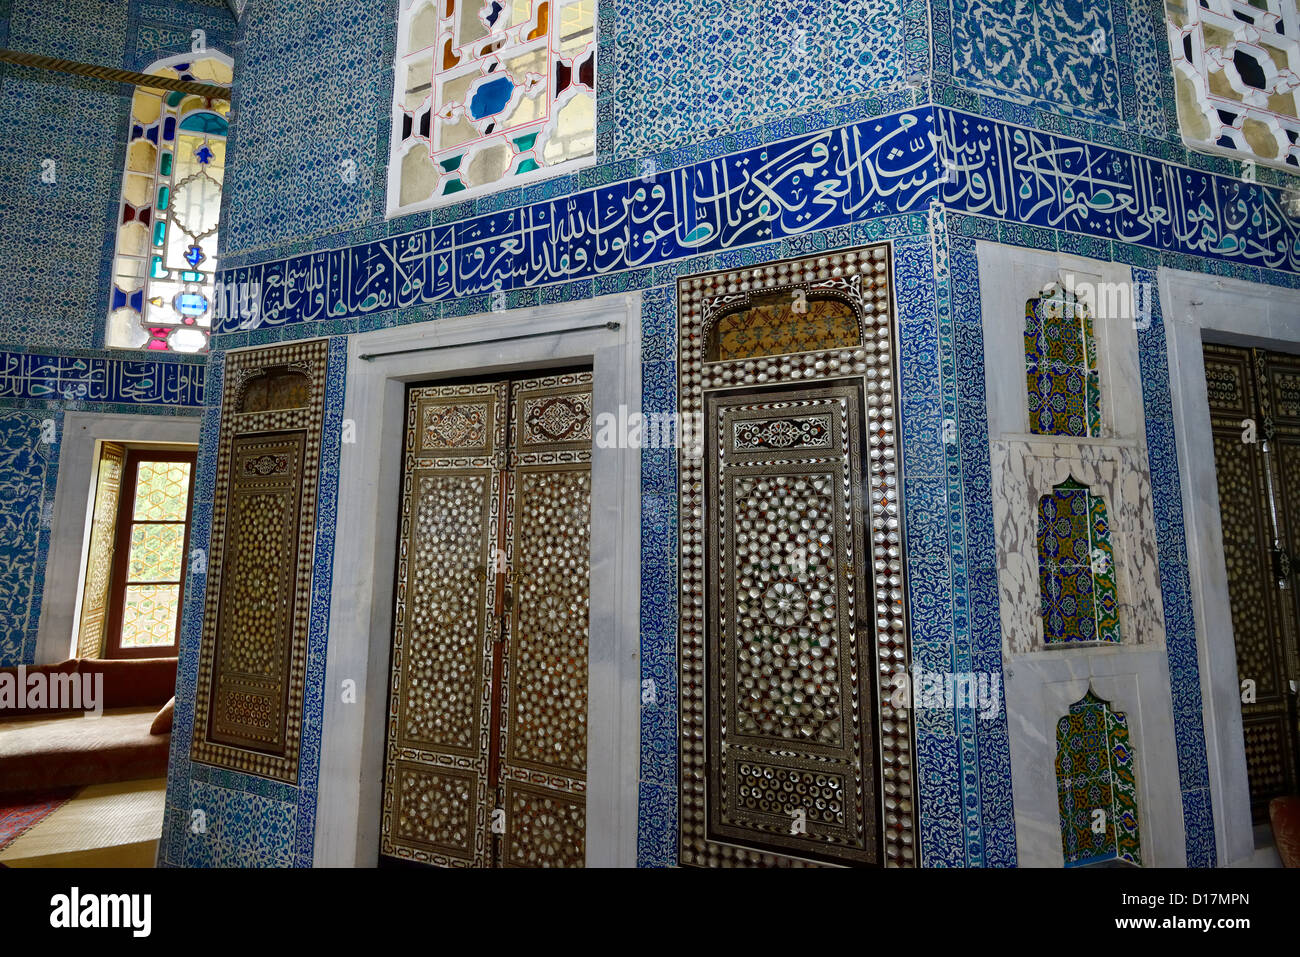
[
  {"left": 35, "top": 411, "right": 201, "bottom": 665},
  {"left": 976, "top": 241, "right": 1182, "bottom": 865},
  {"left": 1007, "top": 654, "right": 1184, "bottom": 866},
  {"left": 312, "top": 293, "right": 642, "bottom": 868},
  {"left": 990, "top": 439, "right": 1164, "bottom": 654},
  {"left": 1158, "top": 267, "right": 1300, "bottom": 867}
]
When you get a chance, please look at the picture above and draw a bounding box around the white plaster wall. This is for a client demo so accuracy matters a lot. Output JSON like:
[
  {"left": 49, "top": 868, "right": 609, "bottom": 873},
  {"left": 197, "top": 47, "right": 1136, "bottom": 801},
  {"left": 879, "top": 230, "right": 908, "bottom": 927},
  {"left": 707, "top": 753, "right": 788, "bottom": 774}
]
[
  {"left": 35, "top": 412, "right": 201, "bottom": 665},
  {"left": 313, "top": 295, "right": 642, "bottom": 868},
  {"left": 977, "top": 241, "right": 1183, "bottom": 867},
  {"left": 1004, "top": 646, "right": 1184, "bottom": 866}
]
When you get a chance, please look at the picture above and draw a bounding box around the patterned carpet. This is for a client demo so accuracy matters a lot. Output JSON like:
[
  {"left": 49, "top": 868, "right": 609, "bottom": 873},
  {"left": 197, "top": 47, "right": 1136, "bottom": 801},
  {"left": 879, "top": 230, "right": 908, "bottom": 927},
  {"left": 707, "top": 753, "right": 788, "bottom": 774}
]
[{"left": 0, "top": 789, "right": 79, "bottom": 851}]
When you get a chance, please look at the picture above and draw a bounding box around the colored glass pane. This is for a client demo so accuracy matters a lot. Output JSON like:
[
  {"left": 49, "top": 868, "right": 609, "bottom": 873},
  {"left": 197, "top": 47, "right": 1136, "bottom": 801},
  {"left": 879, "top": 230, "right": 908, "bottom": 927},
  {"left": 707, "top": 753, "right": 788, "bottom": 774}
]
[
  {"left": 1025, "top": 290, "right": 1101, "bottom": 437},
  {"left": 391, "top": 0, "right": 597, "bottom": 211},
  {"left": 1037, "top": 479, "right": 1121, "bottom": 645},
  {"left": 106, "top": 55, "right": 229, "bottom": 352},
  {"left": 1056, "top": 691, "right": 1141, "bottom": 866},
  {"left": 120, "top": 583, "right": 181, "bottom": 648},
  {"left": 127, "top": 524, "right": 185, "bottom": 582}
]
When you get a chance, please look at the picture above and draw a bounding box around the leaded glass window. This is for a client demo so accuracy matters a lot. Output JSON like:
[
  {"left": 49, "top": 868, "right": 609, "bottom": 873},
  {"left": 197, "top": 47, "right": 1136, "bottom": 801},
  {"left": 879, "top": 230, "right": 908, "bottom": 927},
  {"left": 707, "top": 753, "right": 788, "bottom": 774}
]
[
  {"left": 1056, "top": 690, "right": 1141, "bottom": 867},
  {"left": 1167, "top": 0, "right": 1300, "bottom": 170},
  {"left": 390, "top": 0, "right": 597, "bottom": 213},
  {"left": 1037, "top": 478, "right": 1120, "bottom": 645},
  {"left": 106, "top": 54, "right": 231, "bottom": 354},
  {"left": 1025, "top": 289, "right": 1100, "bottom": 437}
]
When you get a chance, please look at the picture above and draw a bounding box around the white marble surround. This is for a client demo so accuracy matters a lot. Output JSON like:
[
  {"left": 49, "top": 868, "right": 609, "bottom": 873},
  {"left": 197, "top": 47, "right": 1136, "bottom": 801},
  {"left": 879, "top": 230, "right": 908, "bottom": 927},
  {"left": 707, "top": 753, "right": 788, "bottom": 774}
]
[
  {"left": 990, "top": 439, "right": 1164, "bottom": 654},
  {"left": 36, "top": 412, "right": 201, "bottom": 665},
  {"left": 1159, "top": 268, "right": 1300, "bottom": 867},
  {"left": 313, "top": 294, "right": 643, "bottom": 868},
  {"left": 977, "top": 242, "right": 1182, "bottom": 866}
]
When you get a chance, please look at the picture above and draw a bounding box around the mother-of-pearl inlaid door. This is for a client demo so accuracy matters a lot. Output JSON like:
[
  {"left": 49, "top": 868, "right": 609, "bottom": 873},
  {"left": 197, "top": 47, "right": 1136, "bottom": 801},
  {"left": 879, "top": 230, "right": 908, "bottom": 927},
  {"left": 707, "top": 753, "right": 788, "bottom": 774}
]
[
  {"left": 678, "top": 245, "right": 915, "bottom": 868},
  {"left": 381, "top": 371, "right": 593, "bottom": 868},
  {"left": 1204, "top": 344, "right": 1300, "bottom": 822}
]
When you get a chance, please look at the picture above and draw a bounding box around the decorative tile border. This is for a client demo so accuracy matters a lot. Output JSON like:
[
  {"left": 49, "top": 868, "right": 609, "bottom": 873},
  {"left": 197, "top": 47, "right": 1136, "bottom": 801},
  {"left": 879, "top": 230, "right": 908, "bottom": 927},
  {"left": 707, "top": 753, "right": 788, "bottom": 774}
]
[
  {"left": 0, "top": 349, "right": 205, "bottom": 407},
  {"left": 214, "top": 104, "right": 1300, "bottom": 347},
  {"left": 0, "top": 409, "right": 59, "bottom": 667},
  {"left": 160, "top": 335, "right": 345, "bottom": 867},
  {"left": 1132, "top": 265, "right": 1217, "bottom": 867}
]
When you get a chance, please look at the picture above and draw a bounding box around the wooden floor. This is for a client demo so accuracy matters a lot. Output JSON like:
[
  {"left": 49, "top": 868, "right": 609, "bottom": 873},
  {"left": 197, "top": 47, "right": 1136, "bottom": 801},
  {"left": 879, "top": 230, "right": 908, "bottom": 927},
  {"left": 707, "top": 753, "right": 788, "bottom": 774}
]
[{"left": 0, "top": 778, "right": 165, "bottom": 868}]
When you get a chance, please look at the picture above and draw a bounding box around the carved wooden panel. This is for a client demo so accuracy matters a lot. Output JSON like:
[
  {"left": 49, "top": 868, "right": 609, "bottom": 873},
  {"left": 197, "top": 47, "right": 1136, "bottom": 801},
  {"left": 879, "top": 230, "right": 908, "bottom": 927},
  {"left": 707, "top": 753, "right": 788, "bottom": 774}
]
[
  {"left": 382, "top": 381, "right": 506, "bottom": 867},
  {"left": 499, "top": 374, "right": 592, "bottom": 867},
  {"left": 382, "top": 372, "right": 592, "bottom": 868},
  {"left": 76, "top": 442, "right": 125, "bottom": 658},
  {"left": 1204, "top": 343, "right": 1300, "bottom": 821},
  {"left": 678, "top": 246, "right": 912, "bottom": 868},
  {"left": 191, "top": 339, "right": 330, "bottom": 784}
]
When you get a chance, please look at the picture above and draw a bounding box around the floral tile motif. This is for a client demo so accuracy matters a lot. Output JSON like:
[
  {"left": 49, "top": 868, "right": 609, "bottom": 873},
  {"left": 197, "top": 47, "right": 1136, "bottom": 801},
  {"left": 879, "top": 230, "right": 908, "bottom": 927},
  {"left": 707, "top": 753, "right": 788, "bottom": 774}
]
[{"left": 0, "top": 411, "right": 58, "bottom": 666}]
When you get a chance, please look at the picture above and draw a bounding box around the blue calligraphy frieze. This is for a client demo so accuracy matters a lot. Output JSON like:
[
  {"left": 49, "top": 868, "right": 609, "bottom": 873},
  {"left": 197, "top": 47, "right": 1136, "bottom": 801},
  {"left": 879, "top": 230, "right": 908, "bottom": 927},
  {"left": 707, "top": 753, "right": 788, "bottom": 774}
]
[
  {"left": 938, "top": 108, "right": 1300, "bottom": 271},
  {"left": 215, "top": 105, "right": 1300, "bottom": 335},
  {"left": 0, "top": 351, "right": 204, "bottom": 407}
]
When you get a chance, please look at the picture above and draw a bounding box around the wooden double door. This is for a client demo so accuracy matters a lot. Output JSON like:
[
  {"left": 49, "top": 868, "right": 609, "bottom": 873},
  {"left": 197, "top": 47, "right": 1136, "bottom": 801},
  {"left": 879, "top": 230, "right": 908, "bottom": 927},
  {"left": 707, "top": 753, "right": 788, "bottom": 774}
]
[
  {"left": 1204, "top": 345, "right": 1300, "bottom": 821},
  {"left": 380, "top": 371, "right": 593, "bottom": 867}
]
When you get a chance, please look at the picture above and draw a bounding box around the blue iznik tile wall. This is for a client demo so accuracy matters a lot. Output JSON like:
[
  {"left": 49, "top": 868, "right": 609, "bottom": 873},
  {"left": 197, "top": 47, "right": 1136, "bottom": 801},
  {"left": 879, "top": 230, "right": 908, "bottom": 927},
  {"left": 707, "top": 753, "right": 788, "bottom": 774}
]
[
  {"left": 0, "top": 1, "right": 223, "bottom": 664},
  {"left": 151, "top": 0, "right": 1300, "bottom": 867},
  {"left": 0, "top": 410, "right": 59, "bottom": 667}
]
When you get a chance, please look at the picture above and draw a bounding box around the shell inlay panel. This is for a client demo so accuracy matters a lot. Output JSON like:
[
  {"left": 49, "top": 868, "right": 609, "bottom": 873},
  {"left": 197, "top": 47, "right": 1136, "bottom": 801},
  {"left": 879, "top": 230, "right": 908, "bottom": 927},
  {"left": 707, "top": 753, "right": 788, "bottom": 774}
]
[
  {"left": 191, "top": 339, "right": 331, "bottom": 784},
  {"left": 1204, "top": 344, "right": 1300, "bottom": 821},
  {"left": 678, "top": 245, "right": 914, "bottom": 868}
]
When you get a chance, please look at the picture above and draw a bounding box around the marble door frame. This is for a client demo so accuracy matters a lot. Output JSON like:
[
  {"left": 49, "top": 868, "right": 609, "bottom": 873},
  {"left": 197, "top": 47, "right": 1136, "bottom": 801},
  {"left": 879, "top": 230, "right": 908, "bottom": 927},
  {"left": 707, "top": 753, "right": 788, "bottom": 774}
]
[
  {"left": 37, "top": 411, "right": 201, "bottom": 664},
  {"left": 314, "top": 294, "right": 642, "bottom": 867},
  {"left": 1160, "top": 267, "right": 1300, "bottom": 867}
]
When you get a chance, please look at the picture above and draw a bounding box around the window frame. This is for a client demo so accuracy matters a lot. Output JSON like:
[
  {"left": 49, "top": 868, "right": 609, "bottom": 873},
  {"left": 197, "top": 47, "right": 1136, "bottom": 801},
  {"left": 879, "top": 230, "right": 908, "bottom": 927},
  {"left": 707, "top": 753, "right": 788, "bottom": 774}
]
[{"left": 102, "top": 446, "right": 198, "bottom": 660}]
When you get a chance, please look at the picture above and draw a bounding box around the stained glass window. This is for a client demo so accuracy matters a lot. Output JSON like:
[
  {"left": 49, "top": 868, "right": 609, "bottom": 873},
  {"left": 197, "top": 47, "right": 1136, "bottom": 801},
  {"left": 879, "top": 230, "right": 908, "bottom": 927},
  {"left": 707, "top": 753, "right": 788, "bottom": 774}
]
[
  {"left": 1025, "top": 289, "right": 1100, "bottom": 437},
  {"left": 1037, "top": 478, "right": 1120, "bottom": 645},
  {"left": 390, "top": 0, "right": 597, "bottom": 213},
  {"left": 106, "top": 54, "right": 232, "bottom": 354},
  {"left": 1168, "top": 0, "right": 1300, "bottom": 170},
  {"left": 1056, "top": 690, "right": 1141, "bottom": 867},
  {"left": 105, "top": 450, "right": 196, "bottom": 658}
]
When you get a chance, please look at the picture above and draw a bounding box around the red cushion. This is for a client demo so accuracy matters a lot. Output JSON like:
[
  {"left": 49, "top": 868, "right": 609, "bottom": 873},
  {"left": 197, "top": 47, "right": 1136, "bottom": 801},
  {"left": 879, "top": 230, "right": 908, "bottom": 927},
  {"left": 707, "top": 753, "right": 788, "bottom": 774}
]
[
  {"left": 77, "top": 657, "right": 177, "bottom": 710},
  {"left": 0, "top": 660, "right": 82, "bottom": 718},
  {"left": 1270, "top": 796, "right": 1300, "bottom": 868}
]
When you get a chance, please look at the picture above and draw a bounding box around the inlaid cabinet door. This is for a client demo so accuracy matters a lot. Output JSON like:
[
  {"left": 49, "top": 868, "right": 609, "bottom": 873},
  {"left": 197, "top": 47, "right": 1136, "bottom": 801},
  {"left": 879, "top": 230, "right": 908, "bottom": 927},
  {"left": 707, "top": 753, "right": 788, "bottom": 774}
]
[
  {"left": 382, "top": 382, "right": 508, "bottom": 867},
  {"left": 496, "top": 374, "right": 593, "bottom": 868},
  {"left": 705, "top": 384, "right": 878, "bottom": 864},
  {"left": 1204, "top": 345, "right": 1300, "bottom": 821}
]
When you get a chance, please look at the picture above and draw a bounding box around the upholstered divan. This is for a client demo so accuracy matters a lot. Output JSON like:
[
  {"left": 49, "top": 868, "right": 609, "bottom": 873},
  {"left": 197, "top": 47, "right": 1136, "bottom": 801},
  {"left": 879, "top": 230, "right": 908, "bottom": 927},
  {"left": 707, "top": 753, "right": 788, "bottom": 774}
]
[{"left": 0, "top": 657, "right": 177, "bottom": 794}]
